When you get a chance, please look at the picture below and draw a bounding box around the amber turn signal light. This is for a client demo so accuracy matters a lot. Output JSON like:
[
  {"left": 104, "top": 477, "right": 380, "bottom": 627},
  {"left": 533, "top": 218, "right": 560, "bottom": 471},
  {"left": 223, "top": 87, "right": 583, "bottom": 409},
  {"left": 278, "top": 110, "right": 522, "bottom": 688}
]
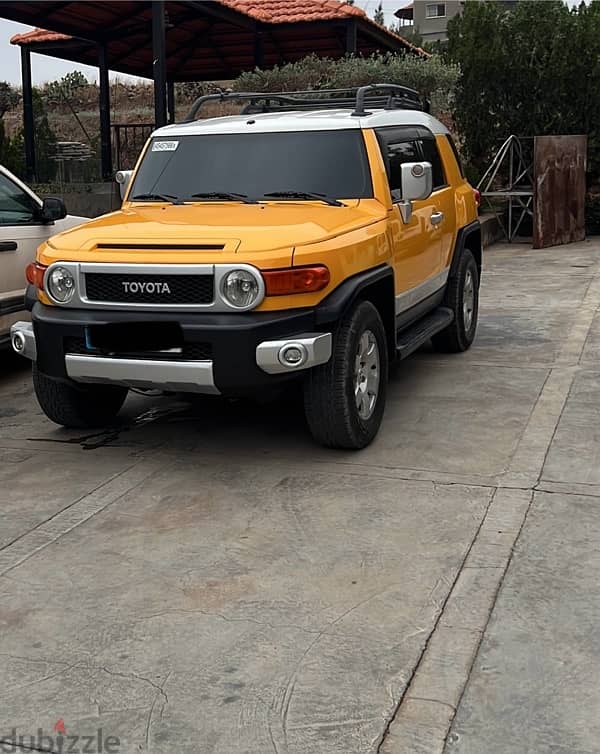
[
  {"left": 263, "top": 265, "right": 330, "bottom": 296},
  {"left": 26, "top": 261, "right": 47, "bottom": 289}
]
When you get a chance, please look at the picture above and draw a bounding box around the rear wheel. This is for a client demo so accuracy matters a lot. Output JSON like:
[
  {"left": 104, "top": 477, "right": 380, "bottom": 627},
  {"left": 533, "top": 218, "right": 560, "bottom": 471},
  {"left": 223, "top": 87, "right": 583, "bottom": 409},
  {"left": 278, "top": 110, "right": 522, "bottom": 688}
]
[
  {"left": 432, "top": 247, "right": 479, "bottom": 353},
  {"left": 33, "top": 365, "right": 128, "bottom": 428},
  {"left": 303, "top": 300, "right": 388, "bottom": 449}
]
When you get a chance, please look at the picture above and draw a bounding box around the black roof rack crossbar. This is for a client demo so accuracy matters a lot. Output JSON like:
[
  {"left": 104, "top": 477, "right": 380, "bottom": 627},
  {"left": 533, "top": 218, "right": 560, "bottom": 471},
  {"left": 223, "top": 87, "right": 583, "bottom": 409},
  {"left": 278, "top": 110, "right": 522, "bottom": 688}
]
[
  {"left": 182, "top": 84, "right": 429, "bottom": 123},
  {"left": 350, "top": 84, "right": 425, "bottom": 116}
]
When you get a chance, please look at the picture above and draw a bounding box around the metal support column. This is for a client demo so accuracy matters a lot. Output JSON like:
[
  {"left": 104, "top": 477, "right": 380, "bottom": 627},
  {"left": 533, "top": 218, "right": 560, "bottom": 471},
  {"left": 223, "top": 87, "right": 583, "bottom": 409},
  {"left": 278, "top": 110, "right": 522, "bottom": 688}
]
[
  {"left": 254, "top": 29, "right": 264, "bottom": 68},
  {"left": 152, "top": 0, "right": 168, "bottom": 128},
  {"left": 98, "top": 43, "right": 112, "bottom": 178},
  {"left": 21, "top": 47, "right": 36, "bottom": 181},
  {"left": 346, "top": 20, "right": 357, "bottom": 54},
  {"left": 167, "top": 81, "right": 175, "bottom": 124}
]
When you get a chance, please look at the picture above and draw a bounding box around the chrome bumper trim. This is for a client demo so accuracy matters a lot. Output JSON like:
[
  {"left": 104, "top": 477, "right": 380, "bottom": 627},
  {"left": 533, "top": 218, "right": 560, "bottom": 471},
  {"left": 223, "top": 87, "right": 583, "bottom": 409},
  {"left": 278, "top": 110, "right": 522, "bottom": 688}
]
[
  {"left": 256, "top": 332, "right": 332, "bottom": 374},
  {"left": 10, "top": 321, "right": 37, "bottom": 361},
  {"left": 65, "top": 355, "right": 220, "bottom": 394}
]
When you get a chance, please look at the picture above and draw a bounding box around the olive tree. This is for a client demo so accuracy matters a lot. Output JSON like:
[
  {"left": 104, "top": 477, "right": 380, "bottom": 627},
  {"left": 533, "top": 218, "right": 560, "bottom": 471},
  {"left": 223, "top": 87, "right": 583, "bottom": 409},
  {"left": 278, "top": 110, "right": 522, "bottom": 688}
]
[{"left": 447, "top": 0, "right": 600, "bottom": 180}]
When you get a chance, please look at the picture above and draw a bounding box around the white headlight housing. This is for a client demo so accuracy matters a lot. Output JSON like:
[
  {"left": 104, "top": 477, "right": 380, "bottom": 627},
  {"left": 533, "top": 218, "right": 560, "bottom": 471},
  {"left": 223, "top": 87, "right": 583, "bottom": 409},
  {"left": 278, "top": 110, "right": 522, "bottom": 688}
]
[
  {"left": 47, "top": 266, "right": 76, "bottom": 303},
  {"left": 222, "top": 269, "right": 260, "bottom": 308}
]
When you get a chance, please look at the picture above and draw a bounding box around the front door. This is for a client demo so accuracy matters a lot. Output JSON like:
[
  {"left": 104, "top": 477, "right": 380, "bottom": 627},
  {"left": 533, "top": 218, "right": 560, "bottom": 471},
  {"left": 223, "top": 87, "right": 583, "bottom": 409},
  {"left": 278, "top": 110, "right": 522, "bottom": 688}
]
[
  {"left": 377, "top": 129, "right": 442, "bottom": 318},
  {"left": 0, "top": 171, "right": 49, "bottom": 340}
]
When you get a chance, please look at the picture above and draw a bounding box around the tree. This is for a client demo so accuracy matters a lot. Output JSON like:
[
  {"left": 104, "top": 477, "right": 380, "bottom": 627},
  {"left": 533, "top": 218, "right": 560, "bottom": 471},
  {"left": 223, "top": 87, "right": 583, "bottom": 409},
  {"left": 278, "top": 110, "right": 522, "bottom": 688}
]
[
  {"left": 447, "top": 0, "right": 600, "bottom": 181},
  {"left": 42, "top": 70, "right": 89, "bottom": 107},
  {"left": 7, "top": 89, "right": 57, "bottom": 182},
  {"left": 0, "top": 82, "right": 19, "bottom": 119},
  {"left": 0, "top": 82, "right": 21, "bottom": 175},
  {"left": 390, "top": 23, "right": 423, "bottom": 48},
  {"left": 373, "top": 2, "right": 385, "bottom": 26}
]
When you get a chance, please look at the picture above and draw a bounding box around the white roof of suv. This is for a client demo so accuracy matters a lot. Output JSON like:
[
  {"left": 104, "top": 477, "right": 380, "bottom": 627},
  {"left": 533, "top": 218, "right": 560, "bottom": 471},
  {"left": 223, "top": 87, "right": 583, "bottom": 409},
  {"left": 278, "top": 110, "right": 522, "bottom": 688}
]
[{"left": 154, "top": 108, "right": 449, "bottom": 138}]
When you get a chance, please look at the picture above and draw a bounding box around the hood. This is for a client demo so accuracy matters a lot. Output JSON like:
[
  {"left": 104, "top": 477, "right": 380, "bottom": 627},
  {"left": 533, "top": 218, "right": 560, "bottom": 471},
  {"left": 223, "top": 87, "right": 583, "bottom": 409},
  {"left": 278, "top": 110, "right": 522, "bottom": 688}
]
[{"left": 40, "top": 200, "right": 387, "bottom": 267}]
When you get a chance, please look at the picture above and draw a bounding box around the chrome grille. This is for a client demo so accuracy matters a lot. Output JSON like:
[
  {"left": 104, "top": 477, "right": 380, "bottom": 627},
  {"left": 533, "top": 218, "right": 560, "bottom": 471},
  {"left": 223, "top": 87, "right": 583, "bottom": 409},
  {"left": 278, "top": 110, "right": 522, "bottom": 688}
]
[{"left": 84, "top": 272, "right": 213, "bottom": 305}]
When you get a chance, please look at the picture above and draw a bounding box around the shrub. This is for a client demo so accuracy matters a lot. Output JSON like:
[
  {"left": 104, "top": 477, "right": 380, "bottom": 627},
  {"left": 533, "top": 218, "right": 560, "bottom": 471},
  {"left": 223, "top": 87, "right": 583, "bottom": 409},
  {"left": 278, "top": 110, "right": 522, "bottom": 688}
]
[
  {"left": 233, "top": 53, "right": 459, "bottom": 116},
  {"left": 586, "top": 194, "right": 600, "bottom": 236}
]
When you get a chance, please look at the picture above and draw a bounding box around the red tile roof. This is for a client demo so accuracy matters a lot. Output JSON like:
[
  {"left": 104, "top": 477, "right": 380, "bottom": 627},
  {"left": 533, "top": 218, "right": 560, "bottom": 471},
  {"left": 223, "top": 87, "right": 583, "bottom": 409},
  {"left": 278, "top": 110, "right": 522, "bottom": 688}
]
[
  {"left": 10, "top": 27, "right": 71, "bottom": 45},
  {"left": 219, "top": 0, "right": 365, "bottom": 24},
  {"left": 219, "top": 0, "right": 426, "bottom": 54},
  {"left": 10, "top": 0, "right": 427, "bottom": 57}
]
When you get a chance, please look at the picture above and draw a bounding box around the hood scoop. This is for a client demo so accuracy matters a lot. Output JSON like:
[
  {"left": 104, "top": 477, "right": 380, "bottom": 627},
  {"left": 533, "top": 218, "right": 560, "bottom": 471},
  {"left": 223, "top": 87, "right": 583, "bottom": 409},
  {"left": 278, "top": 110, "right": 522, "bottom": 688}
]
[{"left": 96, "top": 243, "right": 225, "bottom": 251}]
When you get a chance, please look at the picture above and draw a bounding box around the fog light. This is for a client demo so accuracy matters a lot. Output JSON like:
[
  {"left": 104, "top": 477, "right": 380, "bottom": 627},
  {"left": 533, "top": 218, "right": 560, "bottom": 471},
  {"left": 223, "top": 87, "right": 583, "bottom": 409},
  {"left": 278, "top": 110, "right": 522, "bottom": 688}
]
[
  {"left": 278, "top": 343, "right": 308, "bottom": 368},
  {"left": 47, "top": 266, "right": 76, "bottom": 303},
  {"left": 12, "top": 331, "right": 25, "bottom": 353}
]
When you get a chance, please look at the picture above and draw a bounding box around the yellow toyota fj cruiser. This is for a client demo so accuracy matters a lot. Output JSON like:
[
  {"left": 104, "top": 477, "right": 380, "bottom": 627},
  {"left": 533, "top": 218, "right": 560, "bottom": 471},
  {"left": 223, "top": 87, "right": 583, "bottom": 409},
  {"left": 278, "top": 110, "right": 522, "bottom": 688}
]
[{"left": 11, "top": 85, "right": 481, "bottom": 449}]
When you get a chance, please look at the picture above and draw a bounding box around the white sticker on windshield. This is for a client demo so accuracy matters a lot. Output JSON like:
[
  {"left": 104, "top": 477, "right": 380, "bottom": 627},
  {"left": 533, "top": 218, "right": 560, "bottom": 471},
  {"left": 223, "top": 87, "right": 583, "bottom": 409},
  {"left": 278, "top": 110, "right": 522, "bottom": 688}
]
[{"left": 152, "top": 140, "right": 179, "bottom": 152}]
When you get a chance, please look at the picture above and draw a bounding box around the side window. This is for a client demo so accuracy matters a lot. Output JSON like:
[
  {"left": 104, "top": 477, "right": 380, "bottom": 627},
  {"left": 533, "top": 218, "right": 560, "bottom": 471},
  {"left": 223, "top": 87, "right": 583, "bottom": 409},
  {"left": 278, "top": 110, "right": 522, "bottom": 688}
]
[
  {"left": 0, "top": 173, "right": 39, "bottom": 225},
  {"left": 385, "top": 139, "right": 421, "bottom": 193},
  {"left": 446, "top": 134, "right": 466, "bottom": 178},
  {"left": 419, "top": 138, "right": 446, "bottom": 190}
]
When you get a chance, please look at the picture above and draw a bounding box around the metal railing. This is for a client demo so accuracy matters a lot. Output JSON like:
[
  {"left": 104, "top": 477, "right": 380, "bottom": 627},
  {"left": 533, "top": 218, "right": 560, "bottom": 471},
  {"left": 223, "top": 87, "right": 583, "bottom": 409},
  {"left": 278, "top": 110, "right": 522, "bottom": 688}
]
[{"left": 111, "top": 123, "right": 154, "bottom": 170}]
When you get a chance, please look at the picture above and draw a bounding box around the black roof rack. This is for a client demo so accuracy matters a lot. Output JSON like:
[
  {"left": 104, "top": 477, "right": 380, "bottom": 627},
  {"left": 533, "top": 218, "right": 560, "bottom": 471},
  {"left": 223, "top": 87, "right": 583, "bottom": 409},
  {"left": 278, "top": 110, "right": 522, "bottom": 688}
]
[{"left": 183, "top": 84, "right": 430, "bottom": 123}]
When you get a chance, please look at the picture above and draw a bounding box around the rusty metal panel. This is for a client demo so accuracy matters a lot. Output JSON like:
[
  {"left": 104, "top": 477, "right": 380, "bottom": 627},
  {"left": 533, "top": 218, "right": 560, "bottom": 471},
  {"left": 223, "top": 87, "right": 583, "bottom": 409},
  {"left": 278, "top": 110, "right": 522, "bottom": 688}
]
[{"left": 533, "top": 135, "right": 587, "bottom": 248}]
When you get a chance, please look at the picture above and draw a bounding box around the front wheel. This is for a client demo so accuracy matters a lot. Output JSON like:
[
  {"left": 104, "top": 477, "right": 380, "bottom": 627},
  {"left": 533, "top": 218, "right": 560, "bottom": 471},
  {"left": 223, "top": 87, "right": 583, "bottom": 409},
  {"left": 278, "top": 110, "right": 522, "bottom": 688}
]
[
  {"left": 303, "top": 301, "right": 388, "bottom": 449},
  {"left": 33, "top": 365, "right": 128, "bottom": 428},
  {"left": 432, "top": 247, "right": 479, "bottom": 353}
]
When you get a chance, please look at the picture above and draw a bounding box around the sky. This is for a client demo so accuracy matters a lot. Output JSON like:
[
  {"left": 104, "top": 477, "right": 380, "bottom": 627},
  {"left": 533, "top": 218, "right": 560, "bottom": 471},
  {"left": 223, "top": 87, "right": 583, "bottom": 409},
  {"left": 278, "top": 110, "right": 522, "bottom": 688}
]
[{"left": 0, "top": 0, "right": 587, "bottom": 86}]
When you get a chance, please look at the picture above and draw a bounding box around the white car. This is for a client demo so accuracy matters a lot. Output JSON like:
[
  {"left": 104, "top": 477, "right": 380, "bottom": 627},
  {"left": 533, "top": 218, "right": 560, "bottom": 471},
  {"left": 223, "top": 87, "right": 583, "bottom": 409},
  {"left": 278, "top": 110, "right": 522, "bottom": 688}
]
[{"left": 0, "top": 165, "right": 87, "bottom": 349}]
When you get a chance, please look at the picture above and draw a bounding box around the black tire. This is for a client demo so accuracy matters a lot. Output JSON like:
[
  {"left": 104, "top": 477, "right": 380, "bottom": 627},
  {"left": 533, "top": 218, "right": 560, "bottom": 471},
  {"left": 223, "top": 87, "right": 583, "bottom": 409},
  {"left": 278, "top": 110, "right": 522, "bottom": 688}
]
[
  {"left": 303, "top": 300, "right": 388, "bottom": 449},
  {"left": 33, "top": 365, "right": 128, "bottom": 428},
  {"left": 432, "top": 247, "right": 479, "bottom": 353}
]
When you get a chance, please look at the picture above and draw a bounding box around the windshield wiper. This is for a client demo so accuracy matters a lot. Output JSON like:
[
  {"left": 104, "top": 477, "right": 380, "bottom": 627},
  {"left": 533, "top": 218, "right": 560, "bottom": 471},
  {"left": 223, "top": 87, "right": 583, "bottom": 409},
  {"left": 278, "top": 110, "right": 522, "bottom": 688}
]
[
  {"left": 130, "top": 192, "right": 183, "bottom": 205},
  {"left": 191, "top": 191, "right": 256, "bottom": 204},
  {"left": 262, "top": 191, "right": 346, "bottom": 207}
]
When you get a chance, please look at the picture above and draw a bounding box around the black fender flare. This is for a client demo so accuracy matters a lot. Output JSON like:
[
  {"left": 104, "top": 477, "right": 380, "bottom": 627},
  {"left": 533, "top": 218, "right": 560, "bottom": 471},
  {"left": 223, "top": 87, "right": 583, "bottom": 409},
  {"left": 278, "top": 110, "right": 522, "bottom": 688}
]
[
  {"left": 315, "top": 264, "right": 394, "bottom": 324},
  {"left": 315, "top": 264, "right": 396, "bottom": 353},
  {"left": 450, "top": 220, "right": 482, "bottom": 281}
]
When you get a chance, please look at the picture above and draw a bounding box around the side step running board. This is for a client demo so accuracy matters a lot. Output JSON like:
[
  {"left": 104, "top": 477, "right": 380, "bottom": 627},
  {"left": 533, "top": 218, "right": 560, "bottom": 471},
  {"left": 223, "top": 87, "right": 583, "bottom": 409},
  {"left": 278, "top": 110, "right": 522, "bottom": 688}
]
[{"left": 396, "top": 306, "right": 454, "bottom": 359}]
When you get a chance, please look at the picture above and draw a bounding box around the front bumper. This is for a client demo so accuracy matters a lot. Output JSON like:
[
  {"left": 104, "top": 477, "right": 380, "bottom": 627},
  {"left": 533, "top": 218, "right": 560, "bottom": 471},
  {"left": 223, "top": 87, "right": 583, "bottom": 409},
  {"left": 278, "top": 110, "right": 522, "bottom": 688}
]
[{"left": 12, "top": 305, "right": 332, "bottom": 396}]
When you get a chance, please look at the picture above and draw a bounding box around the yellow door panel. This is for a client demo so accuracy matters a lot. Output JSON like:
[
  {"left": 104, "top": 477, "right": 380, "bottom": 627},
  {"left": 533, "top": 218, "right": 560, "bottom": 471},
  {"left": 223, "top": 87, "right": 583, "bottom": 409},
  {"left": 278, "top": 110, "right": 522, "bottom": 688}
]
[
  {"left": 430, "top": 185, "right": 456, "bottom": 273},
  {"left": 388, "top": 198, "right": 440, "bottom": 296}
]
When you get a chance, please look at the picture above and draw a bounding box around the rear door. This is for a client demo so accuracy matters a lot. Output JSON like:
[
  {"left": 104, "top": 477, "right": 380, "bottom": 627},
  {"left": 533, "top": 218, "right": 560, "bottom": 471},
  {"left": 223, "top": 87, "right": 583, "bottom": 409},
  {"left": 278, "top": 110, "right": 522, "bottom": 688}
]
[{"left": 0, "top": 170, "right": 49, "bottom": 341}]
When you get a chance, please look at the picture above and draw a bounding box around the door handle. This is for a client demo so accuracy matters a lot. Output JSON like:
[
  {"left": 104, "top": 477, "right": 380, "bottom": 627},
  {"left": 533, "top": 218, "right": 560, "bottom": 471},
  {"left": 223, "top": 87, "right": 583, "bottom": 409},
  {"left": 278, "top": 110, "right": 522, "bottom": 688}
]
[
  {"left": 430, "top": 211, "right": 445, "bottom": 226},
  {"left": 0, "top": 241, "right": 18, "bottom": 252}
]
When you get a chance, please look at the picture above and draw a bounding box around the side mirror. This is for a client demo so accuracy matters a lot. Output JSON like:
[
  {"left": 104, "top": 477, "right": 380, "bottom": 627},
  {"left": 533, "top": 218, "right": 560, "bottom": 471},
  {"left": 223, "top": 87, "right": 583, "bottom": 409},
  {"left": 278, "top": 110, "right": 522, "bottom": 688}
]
[
  {"left": 115, "top": 170, "right": 133, "bottom": 200},
  {"left": 394, "top": 162, "right": 433, "bottom": 223},
  {"left": 40, "top": 197, "right": 67, "bottom": 222}
]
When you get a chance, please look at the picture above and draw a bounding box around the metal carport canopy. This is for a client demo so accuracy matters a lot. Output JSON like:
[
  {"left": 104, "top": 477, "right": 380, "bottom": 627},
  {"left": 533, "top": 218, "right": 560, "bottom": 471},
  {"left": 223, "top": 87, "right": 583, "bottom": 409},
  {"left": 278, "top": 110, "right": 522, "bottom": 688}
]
[{"left": 3, "top": 1, "right": 423, "bottom": 81}]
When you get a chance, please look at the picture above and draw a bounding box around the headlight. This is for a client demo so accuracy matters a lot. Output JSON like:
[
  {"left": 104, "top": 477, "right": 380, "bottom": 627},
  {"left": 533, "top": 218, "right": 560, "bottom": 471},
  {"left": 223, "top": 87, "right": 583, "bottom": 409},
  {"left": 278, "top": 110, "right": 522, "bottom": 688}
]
[
  {"left": 222, "top": 269, "right": 260, "bottom": 308},
  {"left": 47, "top": 266, "right": 76, "bottom": 303}
]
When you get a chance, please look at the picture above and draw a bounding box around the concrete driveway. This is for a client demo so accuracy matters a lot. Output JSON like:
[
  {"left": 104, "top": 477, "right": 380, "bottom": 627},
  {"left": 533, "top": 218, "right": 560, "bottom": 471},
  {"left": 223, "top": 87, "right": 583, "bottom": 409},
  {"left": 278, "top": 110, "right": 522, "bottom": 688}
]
[{"left": 1, "top": 239, "right": 600, "bottom": 754}]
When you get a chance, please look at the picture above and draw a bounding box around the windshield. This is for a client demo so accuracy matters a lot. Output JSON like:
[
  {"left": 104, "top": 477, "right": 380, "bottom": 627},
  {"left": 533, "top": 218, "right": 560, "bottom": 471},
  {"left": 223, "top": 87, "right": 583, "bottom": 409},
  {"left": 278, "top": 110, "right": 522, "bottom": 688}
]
[{"left": 129, "top": 130, "right": 373, "bottom": 203}]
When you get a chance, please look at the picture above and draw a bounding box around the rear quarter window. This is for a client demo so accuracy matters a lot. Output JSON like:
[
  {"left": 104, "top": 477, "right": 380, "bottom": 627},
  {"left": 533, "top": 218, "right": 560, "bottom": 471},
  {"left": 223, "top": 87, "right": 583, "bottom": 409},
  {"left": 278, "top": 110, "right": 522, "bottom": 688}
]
[{"left": 445, "top": 134, "right": 466, "bottom": 178}]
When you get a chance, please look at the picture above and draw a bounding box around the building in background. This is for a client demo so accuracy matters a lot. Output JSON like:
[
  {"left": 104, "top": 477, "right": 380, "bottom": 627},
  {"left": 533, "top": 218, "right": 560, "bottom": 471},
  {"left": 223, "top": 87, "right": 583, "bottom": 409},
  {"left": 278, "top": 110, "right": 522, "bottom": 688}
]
[{"left": 395, "top": 0, "right": 519, "bottom": 43}]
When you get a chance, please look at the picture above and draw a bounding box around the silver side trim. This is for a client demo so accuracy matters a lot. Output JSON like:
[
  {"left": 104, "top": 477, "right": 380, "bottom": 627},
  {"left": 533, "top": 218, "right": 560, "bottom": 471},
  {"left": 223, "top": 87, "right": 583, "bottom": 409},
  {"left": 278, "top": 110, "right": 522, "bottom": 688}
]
[
  {"left": 43, "top": 262, "right": 265, "bottom": 313},
  {"left": 10, "top": 321, "right": 37, "bottom": 360},
  {"left": 256, "top": 332, "right": 332, "bottom": 374},
  {"left": 395, "top": 267, "right": 449, "bottom": 316},
  {"left": 65, "top": 355, "right": 220, "bottom": 394}
]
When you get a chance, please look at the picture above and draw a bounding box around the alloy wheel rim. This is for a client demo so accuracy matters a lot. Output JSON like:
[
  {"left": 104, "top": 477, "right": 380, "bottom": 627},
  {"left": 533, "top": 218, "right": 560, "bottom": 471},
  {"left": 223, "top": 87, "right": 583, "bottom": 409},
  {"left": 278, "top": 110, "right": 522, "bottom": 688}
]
[
  {"left": 354, "top": 329, "right": 380, "bottom": 420},
  {"left": 463, "top": 269, "right": 475, "bottom": 331}
]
